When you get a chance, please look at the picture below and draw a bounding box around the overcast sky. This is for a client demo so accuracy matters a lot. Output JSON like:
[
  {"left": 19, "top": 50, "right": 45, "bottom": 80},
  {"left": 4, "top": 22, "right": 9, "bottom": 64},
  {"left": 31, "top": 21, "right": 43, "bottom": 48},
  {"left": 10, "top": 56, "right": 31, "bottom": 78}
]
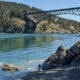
[{"left": 2, "top": 0, "right": 80, "bottom": 22}]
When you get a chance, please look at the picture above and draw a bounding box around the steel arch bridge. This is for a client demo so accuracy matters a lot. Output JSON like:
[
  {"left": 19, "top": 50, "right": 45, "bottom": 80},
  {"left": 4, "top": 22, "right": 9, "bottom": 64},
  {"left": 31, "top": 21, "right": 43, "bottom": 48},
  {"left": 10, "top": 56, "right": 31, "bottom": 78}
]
[
  {"left": 24, "top": 7, "right": 80, "bottom": 33},
  {"left": 25, "top": 7, "right": 80, "bottom": 24},
  {"left": 26, "top": 7, "right": 80, "bottom": 16}
]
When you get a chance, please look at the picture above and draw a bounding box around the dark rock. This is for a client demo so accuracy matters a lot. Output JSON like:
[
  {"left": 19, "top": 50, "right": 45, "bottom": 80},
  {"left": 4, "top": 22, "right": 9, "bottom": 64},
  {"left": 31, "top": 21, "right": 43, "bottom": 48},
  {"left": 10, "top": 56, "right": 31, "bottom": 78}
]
[
  {"left": 71, "top": 54, "right": 80, "bottom": 66},
  {"left": 42, "top": 42, "right": 80, "bottom": 70},
  {"left": 42, "top": 45, "right": 67, "bottom": 70},
  {"left": 69, "top": 42, "right": 80, "bottom": 56}
]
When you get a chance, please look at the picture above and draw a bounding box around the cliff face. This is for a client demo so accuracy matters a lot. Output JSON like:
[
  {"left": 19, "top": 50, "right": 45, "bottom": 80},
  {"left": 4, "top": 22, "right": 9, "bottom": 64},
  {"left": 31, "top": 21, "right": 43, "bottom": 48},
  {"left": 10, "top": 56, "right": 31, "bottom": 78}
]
[{"left": 0, "top": 1, "right": 80, "bottom": 33}]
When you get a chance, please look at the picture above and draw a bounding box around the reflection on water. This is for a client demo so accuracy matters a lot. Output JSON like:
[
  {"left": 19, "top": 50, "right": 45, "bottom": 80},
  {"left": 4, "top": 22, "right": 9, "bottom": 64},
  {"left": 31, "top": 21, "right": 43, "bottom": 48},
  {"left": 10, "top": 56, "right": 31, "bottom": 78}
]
[
  {"left": 0, "top": 37, "right": 25, "bottom": 52},
  {"left": 0, "top": 35, "right": 58, "bottom": 52}
]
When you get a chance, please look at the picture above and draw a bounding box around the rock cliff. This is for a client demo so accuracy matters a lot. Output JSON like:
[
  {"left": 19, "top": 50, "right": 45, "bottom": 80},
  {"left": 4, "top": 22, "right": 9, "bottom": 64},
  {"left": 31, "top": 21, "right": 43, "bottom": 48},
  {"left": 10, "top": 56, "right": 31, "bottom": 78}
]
[{"left": 42, "top": 42, "right": 80, "bottom": 70}]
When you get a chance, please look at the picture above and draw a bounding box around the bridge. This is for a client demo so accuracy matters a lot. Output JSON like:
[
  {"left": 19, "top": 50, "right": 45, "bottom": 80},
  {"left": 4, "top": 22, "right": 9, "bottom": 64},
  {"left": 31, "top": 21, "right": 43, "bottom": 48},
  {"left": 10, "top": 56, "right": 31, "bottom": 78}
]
[
  {"left": 24, "top": 7, "right": 80, "bottom": 33},
  {"left": 25, "top": 7, "right": 80, "bottom": 23},
  {"left": 27, "top": 7, "right": 80, "bottom": 16}
]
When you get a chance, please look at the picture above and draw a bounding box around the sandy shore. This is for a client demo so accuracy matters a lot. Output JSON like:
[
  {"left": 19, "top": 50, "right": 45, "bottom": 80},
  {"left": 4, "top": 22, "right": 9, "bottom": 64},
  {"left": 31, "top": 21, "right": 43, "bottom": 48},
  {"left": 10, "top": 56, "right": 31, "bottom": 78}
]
[{"left": 21, "top": 66, "right": 80, "bottom": 80}]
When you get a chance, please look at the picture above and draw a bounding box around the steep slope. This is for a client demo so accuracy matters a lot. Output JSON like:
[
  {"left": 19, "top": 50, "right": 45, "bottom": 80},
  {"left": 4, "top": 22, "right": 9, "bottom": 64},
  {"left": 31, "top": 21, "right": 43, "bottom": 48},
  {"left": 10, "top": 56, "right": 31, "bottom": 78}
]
[{"left": 35, "top": 17, "right": 80, "bottom": 34}]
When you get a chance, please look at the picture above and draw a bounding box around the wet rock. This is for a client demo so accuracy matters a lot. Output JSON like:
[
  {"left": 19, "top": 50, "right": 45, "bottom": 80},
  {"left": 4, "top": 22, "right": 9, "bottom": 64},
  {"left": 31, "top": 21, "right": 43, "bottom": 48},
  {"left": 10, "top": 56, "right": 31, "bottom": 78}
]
[
  {"left": 2, "top": 64, "right": 23, "bottom": 72},
  {"left": 71, "top": 54, "right": 80, "bottom": 66},
  {"left": 69, "top": 42, "right": 80, "bottom": 56},
  {"left": 42, "top": 42, "right": 80, "bottom": 70}
]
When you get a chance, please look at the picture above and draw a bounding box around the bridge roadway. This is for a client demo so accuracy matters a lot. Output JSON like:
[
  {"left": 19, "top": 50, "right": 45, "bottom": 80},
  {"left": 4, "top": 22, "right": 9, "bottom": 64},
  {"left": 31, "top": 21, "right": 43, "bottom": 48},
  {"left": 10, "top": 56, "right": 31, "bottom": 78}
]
[{"left": 26, "top": 7, "right": 80, "bottom": 16}]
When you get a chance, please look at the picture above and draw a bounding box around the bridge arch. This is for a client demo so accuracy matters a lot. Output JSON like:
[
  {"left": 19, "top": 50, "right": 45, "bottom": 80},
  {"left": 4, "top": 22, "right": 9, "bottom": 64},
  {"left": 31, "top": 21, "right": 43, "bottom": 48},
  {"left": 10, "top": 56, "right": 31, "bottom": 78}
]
[
  {"left": 26, "top": 7, "right": 80, "bottom": 25},
  {"left": 24, "top": 7, "right": 80, "bottom": 33},
  {"left": 26, "top": 12, "right": 80, "bottom": 26}
]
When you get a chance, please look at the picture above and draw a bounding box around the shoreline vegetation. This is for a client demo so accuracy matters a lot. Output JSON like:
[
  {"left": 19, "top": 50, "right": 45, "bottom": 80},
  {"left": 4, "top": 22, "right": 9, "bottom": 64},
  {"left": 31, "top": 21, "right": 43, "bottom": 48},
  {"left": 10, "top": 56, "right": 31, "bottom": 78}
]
[
  {"left": 0, "top": 1, "right": 80, "bottom": 34},
  {"left": 21, "top": 41, "right": 80, "bottom": 80}
]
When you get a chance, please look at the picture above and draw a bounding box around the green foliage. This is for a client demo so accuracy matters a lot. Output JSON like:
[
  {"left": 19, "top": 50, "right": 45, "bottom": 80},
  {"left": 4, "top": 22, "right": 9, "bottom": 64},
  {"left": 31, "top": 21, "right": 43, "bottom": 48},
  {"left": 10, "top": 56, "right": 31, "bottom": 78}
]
[
  {"left": 0, "top": 17, "right": 25, "bottom": 33},
  {"left": 47, "top": 17, "right": 80, "bottom": 29},
  {"left": 40, "top": 25, "right": 49, "bottom": 31},
  {"left": 7, "top": 18, "right": 25, "bottom": 33},
  {"left": 0, "top": 1, "right": 40, "bottom": 33}
]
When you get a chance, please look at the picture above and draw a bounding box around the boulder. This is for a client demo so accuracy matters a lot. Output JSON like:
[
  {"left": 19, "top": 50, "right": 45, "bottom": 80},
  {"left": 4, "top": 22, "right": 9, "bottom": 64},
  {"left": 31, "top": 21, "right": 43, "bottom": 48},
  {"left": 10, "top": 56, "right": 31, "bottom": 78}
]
[
  {"left": 42, "top": 42, "right": 80, "bottom": 70},
  {"left": 71, "top": 54, "right": 80, "bottom": 66},
  {"left": 42, "top": 45, "right": 67, "bottom": 70},
  {"left": 69, "top": 42, "right": 80, "bottom": 56},
  {"left": 2, "top": 64, "right": 23, "bottom": 72}
]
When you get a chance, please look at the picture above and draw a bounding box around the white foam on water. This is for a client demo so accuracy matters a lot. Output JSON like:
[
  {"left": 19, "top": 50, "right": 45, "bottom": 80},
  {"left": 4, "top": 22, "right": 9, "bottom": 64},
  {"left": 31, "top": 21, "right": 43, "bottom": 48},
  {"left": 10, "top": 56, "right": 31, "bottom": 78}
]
[
  {"left": 27, "top": 59, "right": 45, "bottom": 71},
  {"left": 0, "top": 62, "right": 3, "bottom": 66},
  {"left": 28, "top": 59, "right": 45, "bottom": 64},
  {"left": 27, "top": 67, "right": 35, "bottom": 71},
  {"left": 0, "top": 62, "right": 3, "bottom": 70}
]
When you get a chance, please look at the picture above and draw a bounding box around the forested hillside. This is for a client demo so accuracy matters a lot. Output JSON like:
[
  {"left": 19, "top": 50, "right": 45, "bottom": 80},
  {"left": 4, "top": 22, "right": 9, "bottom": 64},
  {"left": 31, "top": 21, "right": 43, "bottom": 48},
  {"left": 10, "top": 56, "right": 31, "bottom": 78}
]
[
  {"left": 35, "top": 17, "right": 80, "bottom": 33},
  {"left": 0, "top": 1, "right": 80, "bottom": 33},
  {"left": 0, "top": 1, "right": 40, "bottom": 33}
]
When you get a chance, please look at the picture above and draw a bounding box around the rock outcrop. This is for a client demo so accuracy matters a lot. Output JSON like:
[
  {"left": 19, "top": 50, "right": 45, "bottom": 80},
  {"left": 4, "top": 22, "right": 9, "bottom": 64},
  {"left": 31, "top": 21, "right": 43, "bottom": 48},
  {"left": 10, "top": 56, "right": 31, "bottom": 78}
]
[
  {"left": 42, "top": 42, "right": 80, "bottom": 70},
  {"left": 2, "top": 64, "right": 23, "bottom": 72}
]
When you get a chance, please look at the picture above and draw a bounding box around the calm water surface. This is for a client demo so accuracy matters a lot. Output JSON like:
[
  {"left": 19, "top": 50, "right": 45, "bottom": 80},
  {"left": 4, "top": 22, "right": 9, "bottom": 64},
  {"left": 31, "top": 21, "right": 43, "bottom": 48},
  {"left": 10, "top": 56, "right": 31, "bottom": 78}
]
[{"left": 0, "top": 34, "right": 80, "bottom": 80}]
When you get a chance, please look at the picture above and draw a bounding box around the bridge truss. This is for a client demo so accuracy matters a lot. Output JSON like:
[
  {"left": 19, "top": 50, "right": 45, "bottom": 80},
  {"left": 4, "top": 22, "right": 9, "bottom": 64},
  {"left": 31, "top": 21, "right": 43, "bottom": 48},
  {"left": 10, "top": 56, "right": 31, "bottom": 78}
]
[{"left": 26, "top": 7, "right": 80, "bottom": 16}]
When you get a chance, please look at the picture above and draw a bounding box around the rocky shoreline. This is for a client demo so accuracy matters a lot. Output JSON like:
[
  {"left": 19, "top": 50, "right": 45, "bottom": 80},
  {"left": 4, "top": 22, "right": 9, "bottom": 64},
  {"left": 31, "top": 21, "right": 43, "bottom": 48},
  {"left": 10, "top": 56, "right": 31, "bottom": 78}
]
[
  {"left": 21, "top": 41, "right": 80, "bottom": 80},
  {"left": 42, "top": 41, "right": 80, "bottom": 70},
  {"left": 21, "top": 66, "right": 80, "bottom": 80}
]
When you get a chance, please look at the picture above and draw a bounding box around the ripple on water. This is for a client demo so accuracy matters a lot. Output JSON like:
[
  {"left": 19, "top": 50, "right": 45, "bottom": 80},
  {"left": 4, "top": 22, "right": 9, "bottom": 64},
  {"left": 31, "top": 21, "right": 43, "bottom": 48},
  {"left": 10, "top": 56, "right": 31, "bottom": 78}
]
[{"left": 0, "top": 34, "right": 80, "bottom": 80}]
